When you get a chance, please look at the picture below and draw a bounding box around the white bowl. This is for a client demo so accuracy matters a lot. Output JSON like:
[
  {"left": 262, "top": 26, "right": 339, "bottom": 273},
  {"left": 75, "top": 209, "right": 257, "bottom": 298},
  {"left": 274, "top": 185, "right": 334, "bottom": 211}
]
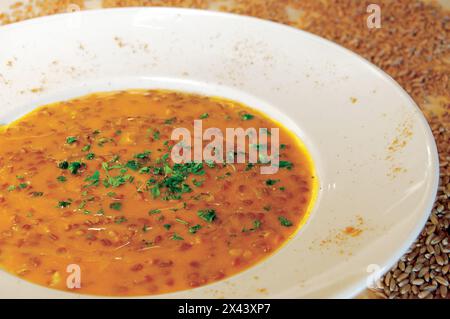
[{"left": 0, "top": 8, "right": 439, "bottom": 298}]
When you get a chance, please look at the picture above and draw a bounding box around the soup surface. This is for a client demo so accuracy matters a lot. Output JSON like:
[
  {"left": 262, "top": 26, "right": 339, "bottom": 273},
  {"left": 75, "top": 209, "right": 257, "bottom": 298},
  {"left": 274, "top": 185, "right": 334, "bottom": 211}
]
[{"left": 0, "top": 90, "right": 316, "bottom": 296}]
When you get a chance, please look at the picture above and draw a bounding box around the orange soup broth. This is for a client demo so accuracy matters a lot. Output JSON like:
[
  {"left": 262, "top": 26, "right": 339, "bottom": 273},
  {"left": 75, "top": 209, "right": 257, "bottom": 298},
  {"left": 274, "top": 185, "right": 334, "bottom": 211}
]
[{"left": 0, "top": 90, "right": 317, "bottom": 296}]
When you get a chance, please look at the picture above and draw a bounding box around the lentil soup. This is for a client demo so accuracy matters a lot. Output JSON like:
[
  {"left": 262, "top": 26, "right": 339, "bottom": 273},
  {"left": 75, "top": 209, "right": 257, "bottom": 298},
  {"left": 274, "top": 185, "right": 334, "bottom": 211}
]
[{"left": 0, "top": 90, "right": 316, "bottom": 296}]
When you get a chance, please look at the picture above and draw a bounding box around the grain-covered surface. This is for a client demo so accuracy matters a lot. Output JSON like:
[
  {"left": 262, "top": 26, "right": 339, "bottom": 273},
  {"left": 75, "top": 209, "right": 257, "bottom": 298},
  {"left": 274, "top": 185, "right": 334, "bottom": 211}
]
[{"left": 0, "top": 0, "right": 449, "bottom": 299}]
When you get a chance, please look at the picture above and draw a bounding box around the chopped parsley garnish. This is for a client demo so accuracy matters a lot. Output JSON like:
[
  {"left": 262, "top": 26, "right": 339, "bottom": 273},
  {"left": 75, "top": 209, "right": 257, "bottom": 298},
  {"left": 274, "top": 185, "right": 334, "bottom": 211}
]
[
  {"left": 192, "top": 178, "right": 205, "bottom": 187},
  {"left": 103, "top": 174, "right": 132, "bottom": 188},
  {"left": 58, "top": 200, "right": 72, "bottom": 208},
  {"left": 171, "top": 233, "right": 184, "bottom": 241},
  {"left": 243, "top": 220, "right": 261, "bottom": 232},
  {"left": 151, "top": 185, "right": 161, "bottom": 198},
  {"left": 57, "top": 176, "right": 67, "bottom": 183},
  {"left": 199, "top": 113, "right": 209, "bottom": 119},
  {"left": 278, "top": 161, "right": 293, "bottom": 170},
  {"left": 7, "top": 185, "right": 16, "bottom": 192},
  {"left": 265, "top": 179, "right": 280, "bottom": 186},
  {"left": 164, "top": 117, "right": 176, "bottom": 124},
  {"left": 97, "top": 137, "right": 111, "bottom": 147},
  {"left": 149, "top": 209, "right": 161, "bottom": 215},
  {"left": 66, "top": 136, "right": 77, "bottom": 144},
  {"left": 278, "top": 216, "right": 293, "bottom": 227},
  {"left": 241, "top": 113, "right": 254, "bottom": 121},
  {"left": 205, "top": 160, "right": 216, "bottom": 168},
  {"left": 134, "top": 151, "right": 151, "bottom": 159},
  {"left": 67, "top": 161, "right": 85, "bottom": 175},
  {"left": 125, "top": 160, "right": 141, "bottom": 171},
  {"left": 175, "top": 218, "right": 189, "bottom": 225},
  {"left": 245, "top": 163, "right": 254, "bottom": 171},
  {"left": 18, "top": 183, "right": 28, "bottom": 189},
  {"left": 142, "top": 225, "right": 150, "bottom": 233},
  {"left": 109, "top": 202, "right": 122, "bottom": 211},
  {"left": 58, "top": 161, "right": 69, "bottom": 169},
  {"left": 189, "top": 224, "right": 202, "bottom": 234},
  {"left": 198, "top": 209, "right": 216, "bottom": 223},
  {"left": 86, "top": 153, "right": 95, "bottom": 160},
  {"left": 163, "top": 224, "right": 171, "bottom": 230},
  {"left": 82, "top": 145, "right": 91, "bottom": 152},
  {"left": 139, "top": 167, "right": 150, "bottom": 174},
  {"left": 84, "top": 170, "right": 100, "bottom": 187},
  {"left": 153, "top": 131, "right": 160, "bottom": 140}
]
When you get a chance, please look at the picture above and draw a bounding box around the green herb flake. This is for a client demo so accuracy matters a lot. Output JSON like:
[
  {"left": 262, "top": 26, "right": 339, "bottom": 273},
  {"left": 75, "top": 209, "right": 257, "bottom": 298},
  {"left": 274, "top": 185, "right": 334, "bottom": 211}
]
[
  {"left": 163, "top": 224, "right": 171, "bottom": 230},
  {"left": 66, "top": 136, "right": 77, "bottom": 144},
  {"left": 125, "top": 160, "right": 141, "bottom": 171},
  {"left": 135, "top": 150, "right": 151, "bottom": 160},
  {"left": 192, "top": 178, "right": 205, "bottom": 187},
  {"left": 197, "top": 209, "right": 216, "bottom": 223},
  {"left": 97, "top": 137, "right": 111, "bottom": 147},
  {"left": 175, "top": 218, "right": 189, "bottom": 225},
  {"left": 58, "top": 200, "right": 72, "bottom": 208},
  {"left": 84, "top": 170, "right": 100, "bottom": 187},
  {"left": 105, "top": 175, "right": 128, "bottom": 188},
  {"left": 56, "top": 176, "right": 67, "bottom": 183},
  {"left": 278, "top": 161, "right": 293, "bottom": 170},
  {"left": 86, "top": 153, "right": 95, "bottom": 160},
  {"left": 241, "top": 113, "right": 254, "bottom": 121},
  {"left": 265, "top": 179, "right": 280, "bottom": 186},
  {"left": 139, "top": 167, "right": 150, "bottom": 174},
  {"left": 149, "top": 209, "right": 161, "bottom": 215},
  {"left": 278, "top": 216, "right": 293, "bottom": 227},
  {"left": 245, "top": 163, "right": 254, "bottom": 171},
  {"left": 109, "top": 202, "right": 122, "bottom": 211},
  {"left": 164, "top": 117, "right": 176, "bottom": 125},
  {"left": 171, "top": 233, "right": 184, "bottom": 241},
  {"left": 188, "top": 224, "right": 202, "bottom": 234},
  {"left": 199, "top": 113, "right": 209, "bottom": 119},
  {"left": 151, "top": 185, "right": 161, "bottom": 199},
  {"left": 68, "top": 162, "right": 85, "bottom": 175},
  {"left": 58, "top": 161, "right": 69, "bottom": 170}
]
